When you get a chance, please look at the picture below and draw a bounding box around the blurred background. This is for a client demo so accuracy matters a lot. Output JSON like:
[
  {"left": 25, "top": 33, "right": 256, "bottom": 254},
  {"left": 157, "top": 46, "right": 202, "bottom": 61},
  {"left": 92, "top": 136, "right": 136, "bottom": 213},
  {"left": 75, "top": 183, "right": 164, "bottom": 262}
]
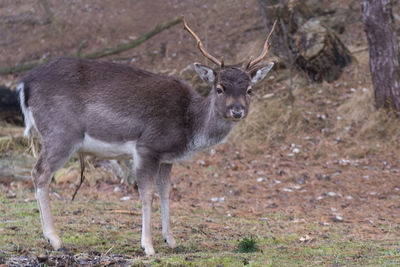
[{"left": 1, "top": 0, "right": 400, "bottom": 265}]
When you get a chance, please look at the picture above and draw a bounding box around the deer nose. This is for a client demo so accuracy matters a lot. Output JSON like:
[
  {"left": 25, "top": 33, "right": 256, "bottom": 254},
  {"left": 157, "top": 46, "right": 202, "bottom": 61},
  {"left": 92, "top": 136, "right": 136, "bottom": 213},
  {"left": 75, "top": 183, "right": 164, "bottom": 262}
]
[{"left": 231, "top": 109, "right": 244, "bottom": 119}]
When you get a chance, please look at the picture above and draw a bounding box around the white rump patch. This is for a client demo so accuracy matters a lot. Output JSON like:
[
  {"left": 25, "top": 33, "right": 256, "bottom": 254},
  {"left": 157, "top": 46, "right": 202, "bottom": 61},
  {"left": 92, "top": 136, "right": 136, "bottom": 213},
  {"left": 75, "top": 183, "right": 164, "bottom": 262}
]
[{"left": 17, "top": 82, "right": 37, "bottom": 137}]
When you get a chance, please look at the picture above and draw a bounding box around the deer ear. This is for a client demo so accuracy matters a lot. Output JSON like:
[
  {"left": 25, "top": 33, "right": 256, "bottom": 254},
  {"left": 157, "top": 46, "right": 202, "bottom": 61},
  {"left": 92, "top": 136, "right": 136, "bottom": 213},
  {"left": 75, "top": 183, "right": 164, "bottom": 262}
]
[
  {"left": 250, "top": 62, "right": 274, "bottom": 84},
  {"left": 194, "top": 63, "right": 216, "bottom": 85}
]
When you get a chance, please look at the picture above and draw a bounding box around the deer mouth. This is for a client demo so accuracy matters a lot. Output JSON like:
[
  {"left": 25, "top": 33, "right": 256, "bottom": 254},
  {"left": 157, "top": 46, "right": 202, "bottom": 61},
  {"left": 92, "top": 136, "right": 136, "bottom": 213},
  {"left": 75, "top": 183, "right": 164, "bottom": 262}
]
[{"left": 225, "top": 114, "right": 245, "bottom": 122}]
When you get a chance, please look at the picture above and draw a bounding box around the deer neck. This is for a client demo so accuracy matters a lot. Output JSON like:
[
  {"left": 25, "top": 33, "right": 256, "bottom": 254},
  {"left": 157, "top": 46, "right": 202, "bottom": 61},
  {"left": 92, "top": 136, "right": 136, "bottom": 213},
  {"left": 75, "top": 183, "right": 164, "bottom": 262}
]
[{"left": 188, "top": 94, "right": 236, "bottom": 152}]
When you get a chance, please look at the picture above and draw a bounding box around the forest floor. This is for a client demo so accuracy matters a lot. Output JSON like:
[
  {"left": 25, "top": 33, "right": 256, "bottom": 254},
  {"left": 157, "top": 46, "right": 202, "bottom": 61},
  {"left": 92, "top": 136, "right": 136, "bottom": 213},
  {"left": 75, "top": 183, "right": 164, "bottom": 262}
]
[{"left": 1, "top": 0, "right": 400, "bottom": 266}]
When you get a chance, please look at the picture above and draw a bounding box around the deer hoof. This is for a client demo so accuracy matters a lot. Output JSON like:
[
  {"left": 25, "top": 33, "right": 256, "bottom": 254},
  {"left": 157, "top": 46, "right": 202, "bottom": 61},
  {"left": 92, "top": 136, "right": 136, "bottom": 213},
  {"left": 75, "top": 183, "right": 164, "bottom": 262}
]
[
  {"left": 144, "top": 246, "right": 155, "bottom": 256},
  {"left": 57, "top": 247, "right": 68, "bottom": 253},
  {"left": 165, "top": 236, "right": 176, "bottom": 249},
  {"left": 45, "top": 233, "right": 63, "bottom": 251}
]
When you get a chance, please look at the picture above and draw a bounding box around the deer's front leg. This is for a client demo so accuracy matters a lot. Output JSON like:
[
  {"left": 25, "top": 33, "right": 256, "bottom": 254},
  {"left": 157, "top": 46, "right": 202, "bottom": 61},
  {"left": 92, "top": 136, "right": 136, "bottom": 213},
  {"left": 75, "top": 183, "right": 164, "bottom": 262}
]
[
  {"left": 139, "top": 184, "right": 155, "bottom": 256},
  {"left": 134, "top": 148, "right": 159, "bottom": 256},
  {"left": 156, "top": 163, "right": 176, "bottom": 249}
]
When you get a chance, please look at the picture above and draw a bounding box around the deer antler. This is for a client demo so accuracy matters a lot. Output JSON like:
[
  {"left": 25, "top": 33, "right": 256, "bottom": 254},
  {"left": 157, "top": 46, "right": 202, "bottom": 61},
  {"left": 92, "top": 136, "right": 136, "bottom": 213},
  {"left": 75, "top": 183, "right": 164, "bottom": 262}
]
[
  {"left": 246, "top": 19, "right": 278, "bottom": 70},
  {"left": 183, "top": 17, "right": 223, "bottom": 68}
]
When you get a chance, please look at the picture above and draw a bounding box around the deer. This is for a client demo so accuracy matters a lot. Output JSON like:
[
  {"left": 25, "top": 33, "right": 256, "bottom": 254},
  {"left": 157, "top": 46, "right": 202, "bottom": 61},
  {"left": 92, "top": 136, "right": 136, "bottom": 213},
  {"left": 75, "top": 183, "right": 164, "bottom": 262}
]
[{"left": 16, "top": 18, "right": 276, "bottom": 256}]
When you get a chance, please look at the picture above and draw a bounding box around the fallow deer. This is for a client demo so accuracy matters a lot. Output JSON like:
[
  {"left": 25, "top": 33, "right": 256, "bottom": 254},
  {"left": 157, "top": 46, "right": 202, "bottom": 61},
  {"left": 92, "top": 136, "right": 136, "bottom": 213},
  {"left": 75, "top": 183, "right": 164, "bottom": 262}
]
[{"left": 17, "top": 18, "right": 276, "bottom": 256}]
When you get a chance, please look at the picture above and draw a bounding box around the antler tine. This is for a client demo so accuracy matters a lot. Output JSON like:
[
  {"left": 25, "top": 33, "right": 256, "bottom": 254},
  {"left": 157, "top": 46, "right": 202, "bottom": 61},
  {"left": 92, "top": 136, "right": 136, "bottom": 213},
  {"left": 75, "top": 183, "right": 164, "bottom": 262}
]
[
  {"left": 183, "top": 17, "right": 222, "bottom": 67},
  {"left": 246, "top": 19, "right": 278, "bottom": 70}
]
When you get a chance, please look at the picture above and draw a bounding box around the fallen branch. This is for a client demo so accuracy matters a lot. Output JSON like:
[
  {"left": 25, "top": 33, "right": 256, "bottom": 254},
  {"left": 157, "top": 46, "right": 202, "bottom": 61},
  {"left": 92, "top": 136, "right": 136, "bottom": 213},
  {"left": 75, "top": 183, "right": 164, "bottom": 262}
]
[
  {"left": 71, "top": 154, "right": 85, "bottom": 201},
  {"left": 39, "top": 0, "right": 62, "bottom": 34},
  {"left": 0, "top": 16, "right": 183, "bottom": 76},
  {"left": 113, "top": 210, "right": 138, "bottom": 216}
]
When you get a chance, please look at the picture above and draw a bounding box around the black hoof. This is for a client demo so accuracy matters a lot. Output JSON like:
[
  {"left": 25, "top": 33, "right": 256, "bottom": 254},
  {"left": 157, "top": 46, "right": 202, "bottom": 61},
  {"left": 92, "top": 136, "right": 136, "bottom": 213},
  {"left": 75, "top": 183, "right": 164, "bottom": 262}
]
[{"left": 57, "top": 247, "right": 68, "bottom": 253}]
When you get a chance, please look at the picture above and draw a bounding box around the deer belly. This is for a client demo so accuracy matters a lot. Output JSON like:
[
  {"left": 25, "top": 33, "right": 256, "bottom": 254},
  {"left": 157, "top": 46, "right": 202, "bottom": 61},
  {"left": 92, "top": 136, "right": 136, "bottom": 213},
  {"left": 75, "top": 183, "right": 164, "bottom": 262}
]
[{"left": 79, "top": 134, "right": 135, "bottom": 159}]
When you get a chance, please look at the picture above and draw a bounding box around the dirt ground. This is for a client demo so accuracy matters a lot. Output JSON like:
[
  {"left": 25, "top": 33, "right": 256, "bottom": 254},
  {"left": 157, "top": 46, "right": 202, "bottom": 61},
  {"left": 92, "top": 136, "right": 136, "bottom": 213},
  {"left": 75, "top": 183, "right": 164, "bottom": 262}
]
[{"left": 1, "top": 0, "right": 400, "bottom": 266}]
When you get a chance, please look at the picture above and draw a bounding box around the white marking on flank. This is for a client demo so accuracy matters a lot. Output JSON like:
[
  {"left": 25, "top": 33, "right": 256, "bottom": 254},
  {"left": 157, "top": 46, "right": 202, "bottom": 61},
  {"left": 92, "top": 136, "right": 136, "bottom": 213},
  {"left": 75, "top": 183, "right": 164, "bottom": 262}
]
[{"left": 79, "top": 134, "right": 136, "bottom": 159}]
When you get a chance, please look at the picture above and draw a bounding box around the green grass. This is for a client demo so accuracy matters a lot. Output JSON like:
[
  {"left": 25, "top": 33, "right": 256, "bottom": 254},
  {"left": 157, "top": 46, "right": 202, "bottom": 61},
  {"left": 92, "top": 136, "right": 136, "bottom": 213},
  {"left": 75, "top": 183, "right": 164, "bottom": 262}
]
[
  {"left": 234, "top": 237, "right": 259, "bottom": 253},
  {"left": 0, "top": 195, "right": 399, "bottom": 266}
]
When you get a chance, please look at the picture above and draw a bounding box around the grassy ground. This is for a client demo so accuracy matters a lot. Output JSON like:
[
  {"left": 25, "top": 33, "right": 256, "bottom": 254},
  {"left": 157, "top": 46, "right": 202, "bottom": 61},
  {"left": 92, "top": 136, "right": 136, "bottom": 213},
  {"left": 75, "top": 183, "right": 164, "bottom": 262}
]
[{"left": 1, "top": 194, "right": 399, "bottom": 266}]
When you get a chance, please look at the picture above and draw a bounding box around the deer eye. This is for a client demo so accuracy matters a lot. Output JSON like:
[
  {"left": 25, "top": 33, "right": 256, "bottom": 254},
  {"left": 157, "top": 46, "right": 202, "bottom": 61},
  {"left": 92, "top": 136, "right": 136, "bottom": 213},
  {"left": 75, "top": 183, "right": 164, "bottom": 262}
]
[
  {"left": 247, "top": 87, "right": 253, "bottom": 95},
  {"left": 216, "top": 85, "right": 224, "bottom": 95}
]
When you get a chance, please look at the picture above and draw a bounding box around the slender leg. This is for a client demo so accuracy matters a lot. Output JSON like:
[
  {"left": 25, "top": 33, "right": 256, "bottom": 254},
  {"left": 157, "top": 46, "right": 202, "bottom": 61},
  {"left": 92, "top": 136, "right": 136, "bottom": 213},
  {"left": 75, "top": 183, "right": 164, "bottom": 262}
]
[
  {"left": 32, "top": 137, "right": 78, "bottom": 250},
  {"left": 139, "top": 184, "right": 155, "bottom": 256},
  {"left": 134, "top": 147, "right": 160, "bottom": 256},
  {"left": 156, "top": 163, "right": 176, "bottom": 248},
  {"left": 34, "top": 163, "right": 62, "bottom": 249}
]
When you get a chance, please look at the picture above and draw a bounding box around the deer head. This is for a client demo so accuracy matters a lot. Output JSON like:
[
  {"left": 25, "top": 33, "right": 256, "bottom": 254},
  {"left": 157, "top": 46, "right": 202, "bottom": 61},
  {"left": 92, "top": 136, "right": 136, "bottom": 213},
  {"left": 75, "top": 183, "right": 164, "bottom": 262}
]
[{"left": 183, "top": 18, "right": 277, "bottom": 122}]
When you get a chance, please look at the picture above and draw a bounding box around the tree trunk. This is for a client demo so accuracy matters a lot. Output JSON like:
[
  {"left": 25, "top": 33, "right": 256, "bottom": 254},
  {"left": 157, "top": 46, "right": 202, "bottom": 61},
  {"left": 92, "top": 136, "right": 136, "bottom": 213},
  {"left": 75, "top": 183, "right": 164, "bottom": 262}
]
[
  {"left": 258, "top": 0, "right": 352, "bottom": 83},
  {"left": 258, "top": 0, "right": 312, "bottom": 62},
  {"left": 362, "top": 0, "right": 400, "bottom": 111},
  {"left": 294, "top": 19, "right": 352, "bottom": 82}
]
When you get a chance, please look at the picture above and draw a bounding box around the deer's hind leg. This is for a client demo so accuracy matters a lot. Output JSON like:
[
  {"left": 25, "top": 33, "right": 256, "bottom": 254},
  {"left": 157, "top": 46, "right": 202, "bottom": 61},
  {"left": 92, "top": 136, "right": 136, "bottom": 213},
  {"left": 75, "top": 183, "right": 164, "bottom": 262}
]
[{"left": 33, "top": 137, "right": 79, "bottom": 250}]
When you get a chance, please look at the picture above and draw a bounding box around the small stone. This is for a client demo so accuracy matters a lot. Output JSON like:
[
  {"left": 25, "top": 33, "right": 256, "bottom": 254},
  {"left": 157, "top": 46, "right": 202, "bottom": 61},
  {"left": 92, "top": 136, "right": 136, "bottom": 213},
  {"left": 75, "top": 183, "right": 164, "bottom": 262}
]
[
  {"left": 197, "top": 160, "right": 206, "bottom": 166},
  {"left": 6, "top": 192, "right": 16, "bottom": 199},
  {"left": 262, "top": 93, "right": 274, "bottom": 99},
  {"left": 37, "top": 254, "right": 48, "bottom": 262},
  {"left": 210, "top": 149, "right": 216, "bottom": 156},
  {"left": 332, "top": 215, "right": 343, "bottom": 222},
  {"left": 211, "top": 197, "right": 225, "bottom": 202},
  {"left": 299, "top": 235, "right": 312, "bottom": 242}
]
